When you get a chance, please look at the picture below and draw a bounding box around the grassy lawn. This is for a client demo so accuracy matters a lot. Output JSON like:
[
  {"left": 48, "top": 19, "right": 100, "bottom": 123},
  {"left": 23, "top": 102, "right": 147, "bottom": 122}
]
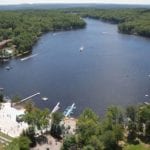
[
  {"left": 0, "top": 131, "right": 13, "bottom": 150},
  {"left": 124, "top": 142, "right": 150, "bottom": 150},
  {"left": 0, "top": 132, "right": 13, "bottom": 141}
]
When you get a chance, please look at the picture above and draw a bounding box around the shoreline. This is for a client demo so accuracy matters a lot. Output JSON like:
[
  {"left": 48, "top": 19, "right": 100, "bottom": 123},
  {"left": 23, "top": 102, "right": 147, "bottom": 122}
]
[
  {"left": 84, "top": 16, "right": 150, "bottom": 38},
  {"left": 0, "top": 25, "right": 86, "bottom": 61}
]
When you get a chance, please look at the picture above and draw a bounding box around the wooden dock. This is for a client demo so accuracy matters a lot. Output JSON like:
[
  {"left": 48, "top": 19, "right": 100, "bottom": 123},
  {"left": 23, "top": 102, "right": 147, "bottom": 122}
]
[{"left": 15, "top": 92, "right": 40, "bottom": 105}]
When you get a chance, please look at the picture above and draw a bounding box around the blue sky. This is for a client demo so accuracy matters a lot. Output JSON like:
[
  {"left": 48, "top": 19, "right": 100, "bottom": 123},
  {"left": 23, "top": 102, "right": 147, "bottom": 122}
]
[{"left": 0, "top": 0, "right": 150, "bottom": 5}]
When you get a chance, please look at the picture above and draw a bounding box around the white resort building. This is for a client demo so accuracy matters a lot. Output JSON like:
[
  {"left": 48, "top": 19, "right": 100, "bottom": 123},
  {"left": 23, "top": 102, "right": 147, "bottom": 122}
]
[{"left": 0, "top": 102, "right": 28, "bottom": 137}]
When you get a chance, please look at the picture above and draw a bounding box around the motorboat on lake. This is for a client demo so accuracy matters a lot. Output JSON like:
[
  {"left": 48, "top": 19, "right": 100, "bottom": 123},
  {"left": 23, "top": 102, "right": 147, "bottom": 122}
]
[
  {"left": 80, "top": 46, "right": 84, "bottom": 52},
  {"left": 5, "top": 66, "right": 12, "bottom": 70},
  {"left": 42, "top": 97, "right": 48, "bottom": 101}
]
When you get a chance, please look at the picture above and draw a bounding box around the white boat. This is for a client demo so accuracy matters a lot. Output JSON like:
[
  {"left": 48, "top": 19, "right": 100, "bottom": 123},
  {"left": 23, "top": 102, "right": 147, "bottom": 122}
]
[
  {"left": 52, "top": 33, "right": 56, "bottom": 36},
  {"left": 42, "top": 97, "right": 48, "bottom": 101},
  {"left": 5, "top": 66, "right": 12, "bottom": 70},
  {"left": 80, "top": 46, "right": 84, "bottom": 52}
]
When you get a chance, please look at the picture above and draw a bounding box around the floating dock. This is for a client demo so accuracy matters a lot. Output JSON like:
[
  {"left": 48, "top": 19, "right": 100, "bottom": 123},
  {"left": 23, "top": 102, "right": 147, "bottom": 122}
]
[
  {"left": 51, "top": 102, "right": 60, "bottom": 114},
  {"left": 64, "top": 103, "right": 76, "bottom": 117}
]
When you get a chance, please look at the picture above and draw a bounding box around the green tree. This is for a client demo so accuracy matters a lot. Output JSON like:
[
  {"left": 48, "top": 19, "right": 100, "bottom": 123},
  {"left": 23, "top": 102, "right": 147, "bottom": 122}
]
[
  {"left": 62, "top": 135, "right": 77, "bottom": 150},
  {"left": 6, "top": 136, "right": 31, "bottom": 150},
  {"left": 52, "top": 112, "right": 63, "bottom": 125},
  {"left": 106, "top": 105, "right": 124, "bottom": 126},
  {"left": 50, "top": 112, "right": 63, "bottom": 139},
  {"left": 22, "top": 127, "right": 36, "bottom": 147},
  {"left": 83, "top": 145, "right": 95, "bottom": 150},
  {"left": 101, "top": 130, "right": 118, "bottom": 150},
  {"left": 126, "top": 106, "right": 137, "bottom": 122},
  {"left": 0, "top": 94, "right": 4, "bottom": 102},
  {"left": 126, "top": 106, "right": 138, "bottom": 143},
  {"left": 11, "top": 95, "right": 21, "bottom": 103},
  {"left": 23, "top": 107, "right": 50, "bottom": 131},
  {"left": 50, "top": 123, "right": 62, "bottom": 139},
  {"left": 24, "top": 101, "right": 35, "bottom": 113},
  {"left": 127, "top": 121, "right": 137, "bottom": 143},
  {"left": 5, "top": 138, "right": 20, "bottom": 150},
  {"left": 138, "top": 105, "right": 150, "bottom": 141},
  {"left": 76, "top": 108, "right": 102, "bottom": 149},
  {"left": 101, "top": 106, "right": 124, "bottom": 149}
]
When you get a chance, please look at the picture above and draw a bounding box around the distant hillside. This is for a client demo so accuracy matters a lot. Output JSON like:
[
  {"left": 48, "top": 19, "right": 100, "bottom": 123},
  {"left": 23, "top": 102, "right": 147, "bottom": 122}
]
[{"left": 0, "top": 3, "right": 150, "bottom": 11}]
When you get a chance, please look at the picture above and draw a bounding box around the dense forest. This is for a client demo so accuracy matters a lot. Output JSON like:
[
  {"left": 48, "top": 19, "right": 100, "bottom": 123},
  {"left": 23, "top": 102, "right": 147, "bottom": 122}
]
[
  {"left": 0, "top": 8, "right": 150, "bottom": 56},
  {"left": 0, "top": 10, "right": 85, "bottom": 54},
  {"left": 64, "top": 8, "right": 150, "bottom": 38},
  {"left": 62, "top": 104, "right": 150, "bottom": 150}
]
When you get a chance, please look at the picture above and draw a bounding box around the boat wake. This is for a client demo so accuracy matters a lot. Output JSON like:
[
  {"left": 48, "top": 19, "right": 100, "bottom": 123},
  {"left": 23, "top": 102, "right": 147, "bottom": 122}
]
[
  {"left": 101, "top": 32, "right": 110, "bottom": 35},
  {"left": 20, "top": 53, "right": 38, "bottom": 61}
]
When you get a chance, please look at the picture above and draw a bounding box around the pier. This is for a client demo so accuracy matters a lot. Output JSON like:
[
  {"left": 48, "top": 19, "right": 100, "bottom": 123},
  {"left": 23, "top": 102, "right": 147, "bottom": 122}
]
[
  {"left": 64, "top": 103, "right": 76, "bottom": 117},
  {"left": 51, "top": 102, "right": 60, "bottom": 114},
  {"left": 15, "top": 92, "right": 40, "bottom": 105}
]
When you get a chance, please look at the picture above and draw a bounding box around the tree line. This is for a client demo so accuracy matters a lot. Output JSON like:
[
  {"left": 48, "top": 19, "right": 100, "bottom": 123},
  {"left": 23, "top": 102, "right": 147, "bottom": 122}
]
[
  {"left": 62, "top": 104, "right": 150, "bottom": 150},
  {"left": 0, "top": 8, "right": 149, "bottom": 56},
  {"left": 64, "top": 8, "right": 150, "bottom": 38},
  {"left": 0, "top": 10, "right": 86, "bottom": 55},
  {"left": 4, "top": 101, "right": 150, "bottom": 150}
]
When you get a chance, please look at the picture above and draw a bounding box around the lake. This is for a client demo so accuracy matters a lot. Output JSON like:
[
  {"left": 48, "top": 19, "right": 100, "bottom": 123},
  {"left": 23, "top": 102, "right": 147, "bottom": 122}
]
[{"left": 0, "top": 18, "right": 150, "bottom": 115}]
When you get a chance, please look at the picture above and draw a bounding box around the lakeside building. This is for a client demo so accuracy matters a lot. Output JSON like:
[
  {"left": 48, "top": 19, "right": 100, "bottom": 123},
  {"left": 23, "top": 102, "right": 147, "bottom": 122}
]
[
  {"left": 0, "top": 39, "right": 13, "bottom": 60},
  {"left": 0, "top": 102, "right": 28, "bottom": 137}
]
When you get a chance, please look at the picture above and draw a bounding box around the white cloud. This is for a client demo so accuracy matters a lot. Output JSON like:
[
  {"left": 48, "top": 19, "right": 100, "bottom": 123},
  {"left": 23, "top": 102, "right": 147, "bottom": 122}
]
[{"left": 0, "top": 0, "right": 150, "bottom": 5}]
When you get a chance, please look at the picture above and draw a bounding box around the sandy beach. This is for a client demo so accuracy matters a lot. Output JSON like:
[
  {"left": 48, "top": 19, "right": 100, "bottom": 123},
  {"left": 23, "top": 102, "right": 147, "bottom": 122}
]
[{"left": 31, "top": 117, "right": 77, "bottom": 150}]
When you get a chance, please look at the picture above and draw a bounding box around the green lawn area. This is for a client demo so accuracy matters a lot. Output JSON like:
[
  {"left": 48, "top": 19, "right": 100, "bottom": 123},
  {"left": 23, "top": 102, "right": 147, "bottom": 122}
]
[
  {"left": 0, "top": 132, "right": 13, "bottom": 141},
  {"left": 124, "top": 142, "right": 150, "bottom": 150},
  {"left": 0, "top": 131, "right": 13, "bottom": 150}
]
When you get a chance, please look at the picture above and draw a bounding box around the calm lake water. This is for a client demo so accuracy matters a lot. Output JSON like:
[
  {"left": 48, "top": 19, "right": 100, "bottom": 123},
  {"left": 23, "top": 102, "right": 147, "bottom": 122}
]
[{"left": 0, "top": 18, "right": 150, "bottom": 115}]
